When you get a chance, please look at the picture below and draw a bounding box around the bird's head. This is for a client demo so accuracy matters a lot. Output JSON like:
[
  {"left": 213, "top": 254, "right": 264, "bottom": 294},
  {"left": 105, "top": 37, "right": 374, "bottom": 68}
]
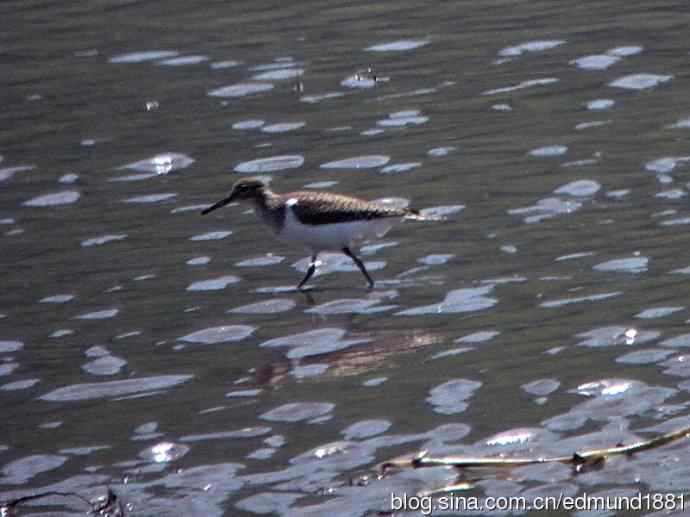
[{"left": 201, "top": 177, "right": 267, "bottom": 215}]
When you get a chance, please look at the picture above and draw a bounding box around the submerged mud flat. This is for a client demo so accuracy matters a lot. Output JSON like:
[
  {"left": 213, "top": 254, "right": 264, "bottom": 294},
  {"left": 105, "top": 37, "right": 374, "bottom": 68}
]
[{"left": 3, "top": 0, "right": 690, "bottom": 515}]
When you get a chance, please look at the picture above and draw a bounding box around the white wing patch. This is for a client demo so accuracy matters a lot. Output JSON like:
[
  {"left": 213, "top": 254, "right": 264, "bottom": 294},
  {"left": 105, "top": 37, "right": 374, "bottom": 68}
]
[{"left": 286, "top": 198, "right": 298, "bottom": 207}]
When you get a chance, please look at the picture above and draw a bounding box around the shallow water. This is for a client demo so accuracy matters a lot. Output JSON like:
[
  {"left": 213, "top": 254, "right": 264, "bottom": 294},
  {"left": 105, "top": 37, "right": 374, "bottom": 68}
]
[{"left": 4, "top": 0, "right": 690, "bottom": 515}]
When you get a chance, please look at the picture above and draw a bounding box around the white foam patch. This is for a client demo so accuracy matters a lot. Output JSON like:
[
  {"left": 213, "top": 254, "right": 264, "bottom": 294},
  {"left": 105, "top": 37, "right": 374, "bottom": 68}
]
[
  {"left": 253, "top": 68, "right": 303, "bottom": 80},
  {"left": 482, "top": 78, "right": 559, "bottom": 96},
  {"left": 377, "top": 110, "right": 428, "bottom": 127},
  {"left": 23, "top": 191, "right": 80, "bottom": 207},
  {"left": 228, "top": 299, "right": 296, "bottom": 314},
  {"left": 40, "top": 375, "right": 193, "bottom": 401},
  {"left": 635, "top": 307, "right": 684, "bottom": 319},
  {"left": 529, "top": 145, "right": 568, "bottom": 157},
  {"left": 418, "top": 254, "right": 455, "bottom": 266},
  {"left": 341, "top": 75, "right": 376, "bottom": 89},
  {"left": 186, "top": 256, "right": 210, "bottom": 266},
  {"left": 645, "top": 156, "right": 690, "bottom": 174},
  {"left": 575, "top": 326, "right": 659, "bottom": 348},
  {"left": 158, "top": 55, "right": 208, "bottom": 66},
  {"left": 656, "top": 190, "right": 686, "bottom": 200},
  {"left": 366, "top": 39, "right": 430, "bottom": 52},
  {"left": 540, "top": 292, "right": 622, "bottom": 308},
  {"left": 236, "top": 254, "right": 285, "bottom": 267},
  {"left": 321, "top": 155, "right": 390, "bottom": 169},
  {"left": 1, "top": 363, "right": 19, "bottom": 376},
  {"left": 119, "top": 153, "right": 194, "bottom": 174},
  {"left": 426, "top": 379, "right": 482, "bottom": 414},
  {"left": 0, "top": 165, "right": 34, "bottom": 182},
  {"left": 139, "top": 442, "right": 189, "bottom": 462},
  {"left": 454, "top": 331, "right": 499, "bottom": 344},
  {"left": 305, "top": 299, "right": 391, "bottom": 316},
  {"left": 561, "top": 159, "right": 598, "bottom": 169},
  {"left": 261, "top": 122, "right": 305, "bottom": 133},
  {"left": 178, "top": 325, "right": 255, "bottom": 344},
  {"left": 123, "top": 193, "right": 177, "bottom": 203},
  {"left": 553, "top": 180, "right": 601, "bottom": 197},
  {"left": 555, "top": 251, "right": 594, "bottom": 262},
  {"left": 260, "top": 328, "right": 346, "bottom": 349},
  {"left": 342, "top": 419, "right": 391, "bottom": 439},
  {"left": 0, "top": 454, "right": 67, "bottom": 483},
  {"left": 509, "top": 197, "right": 583, "bottom": 223},
  {"left": 0, "top": 340, "right": 23, "bottom": 353},
  {"left": 109, "top": 50, "right": 178, "bottom": 63},
  {"left": 661, "top": 217, "right": 690, "bottom": 226},
  {"left": 208, "top": 83, "right": 273, "bottom": 98},
  {"left": 420, "top": 205, "right": 465, "bottom": 218},
  {"left": 522, "top": 379, "right": 560, "bottom": 396},
  {"left": 232, "top": 119, "right": 265, "bottom": 130},
  {"left": 427, "top": 146, "right": 457, "bottom": 157},
  {"left": 617, "top": 349, "right": 672, "bottom": 365},
  {"left": 235, "top": 155, "right": 304, "bottom": 173},
  {"left": 190, "top": 231, "right": 232, "bottom": 241},
  {"left": 39, "top": 294, "right": 74, "bottom": 303},
  {"left": 210, "top": 60, "right": 241, "bottom": 69},
  {"left": 669, "top": 118, "right": 690, "bottom": 129},
  {"left": 608, "top": 46, "right": 643, "bottom": 56},
  {"left": 593, "top": 256, "right": 649, "bottom": 273},
  {"left": 498, "top": 40, "right": 564, "bottom": 57},
  {"left": 81, "top": 234, "right": 127, "bottom": 247},
  {"left": 397, "top": 286, "right": 497, "bottom": 316},
  {"left": 109, "top": 173, "right": 158, "bottom": 182},
  {"left": 300, "top": 92, "right": 345, "bottom": 104},
  {"left": 186, "top": 275, "right": 239, "bottom": 291},
  {"left": 586, "top": 99, "right": 615, "bottom": 110},
  {"left": 82, "top": 355, "right": 126, "bottom": 376},
  {"left": 49, "top": 329, "right": 74, "bottom": 338},
  {"left": 575, "top": 120, "right": 611, "bottom": 130},
  {"left": 76, "top": 309, "right": 119, "bottom": 320},
  {"left": 609, "top": 73, "right": 672, "bottom": 90},
  {"left": 570, "top": 55, "right": 620, "bottom": 70},
  {"left": 380, "top": 163, "right": 421, "bottom": 174},
  {"left": 260, "top": 402, "right": 334, "bottom": 422},
  {"left": 59, "top": 173, "right": 79, "bottom": 184},
  {"left": 250, "top": 60, "right": 297, "bottom": 71}
]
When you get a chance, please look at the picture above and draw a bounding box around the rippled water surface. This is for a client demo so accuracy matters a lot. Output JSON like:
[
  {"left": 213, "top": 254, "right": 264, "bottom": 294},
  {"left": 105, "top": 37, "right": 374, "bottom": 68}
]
[{"left": 4, "top": 0, "right": 690, "bottom": 515}]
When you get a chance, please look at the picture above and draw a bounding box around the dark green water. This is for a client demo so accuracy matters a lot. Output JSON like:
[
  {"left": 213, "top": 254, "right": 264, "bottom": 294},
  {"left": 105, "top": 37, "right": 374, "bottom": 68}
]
[{"left": 3, "top": 0, "right": 690, "bottom": 515}]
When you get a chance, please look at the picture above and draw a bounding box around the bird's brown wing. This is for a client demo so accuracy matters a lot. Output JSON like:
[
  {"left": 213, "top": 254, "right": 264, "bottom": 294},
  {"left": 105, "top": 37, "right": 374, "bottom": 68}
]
[{"left": 286, "top": 191, "right": 412, "bottom": 225}]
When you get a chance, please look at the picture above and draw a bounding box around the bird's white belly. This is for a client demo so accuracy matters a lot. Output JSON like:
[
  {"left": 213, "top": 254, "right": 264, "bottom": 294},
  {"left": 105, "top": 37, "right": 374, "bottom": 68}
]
[{"left": 279, "top": 210, "right": 400, "bottom": 252}]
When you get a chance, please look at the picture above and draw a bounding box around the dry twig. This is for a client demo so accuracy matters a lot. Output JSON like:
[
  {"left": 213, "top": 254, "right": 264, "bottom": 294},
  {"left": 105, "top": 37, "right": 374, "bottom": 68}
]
[{"left": 376, "top": 424, "right": 690, "bottom": 490}]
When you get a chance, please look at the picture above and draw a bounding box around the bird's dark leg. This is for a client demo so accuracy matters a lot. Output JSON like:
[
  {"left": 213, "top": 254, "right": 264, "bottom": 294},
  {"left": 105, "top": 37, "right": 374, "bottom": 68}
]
[
  {"left": 342, "top": 247, "right": 374, "bottom": 288},
  {"left": 297, "top": 254, "right": 318, "bottom": 290}
]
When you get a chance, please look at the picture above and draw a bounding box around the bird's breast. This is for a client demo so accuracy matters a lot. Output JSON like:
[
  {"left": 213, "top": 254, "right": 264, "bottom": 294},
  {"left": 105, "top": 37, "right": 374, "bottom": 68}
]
[{"left": 255, "top": 202, "right": 286, "bottom": 234}]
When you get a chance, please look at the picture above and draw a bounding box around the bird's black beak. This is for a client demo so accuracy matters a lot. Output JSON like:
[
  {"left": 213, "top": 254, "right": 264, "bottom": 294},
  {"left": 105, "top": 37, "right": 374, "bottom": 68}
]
[{"left": 201, "top": 194, "right": 234, "bottom": 215}]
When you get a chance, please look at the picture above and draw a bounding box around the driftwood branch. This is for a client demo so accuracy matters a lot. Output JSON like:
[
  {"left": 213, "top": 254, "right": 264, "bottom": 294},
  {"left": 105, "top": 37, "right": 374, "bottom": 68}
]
[{"left": 377, "top": 424, "right": 690, "bottom": 486}]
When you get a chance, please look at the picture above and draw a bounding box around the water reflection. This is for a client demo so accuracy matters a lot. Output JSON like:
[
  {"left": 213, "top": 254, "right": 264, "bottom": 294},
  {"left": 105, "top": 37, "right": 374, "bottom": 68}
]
[{"left": 5, "top": 0, "right": 690, "bottom": 514}]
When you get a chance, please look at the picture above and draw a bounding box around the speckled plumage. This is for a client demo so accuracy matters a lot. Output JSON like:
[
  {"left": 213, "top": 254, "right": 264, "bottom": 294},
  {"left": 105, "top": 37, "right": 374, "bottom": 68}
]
[{"left": 259, "top": 189, "right": 418, "bottom": 229}]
